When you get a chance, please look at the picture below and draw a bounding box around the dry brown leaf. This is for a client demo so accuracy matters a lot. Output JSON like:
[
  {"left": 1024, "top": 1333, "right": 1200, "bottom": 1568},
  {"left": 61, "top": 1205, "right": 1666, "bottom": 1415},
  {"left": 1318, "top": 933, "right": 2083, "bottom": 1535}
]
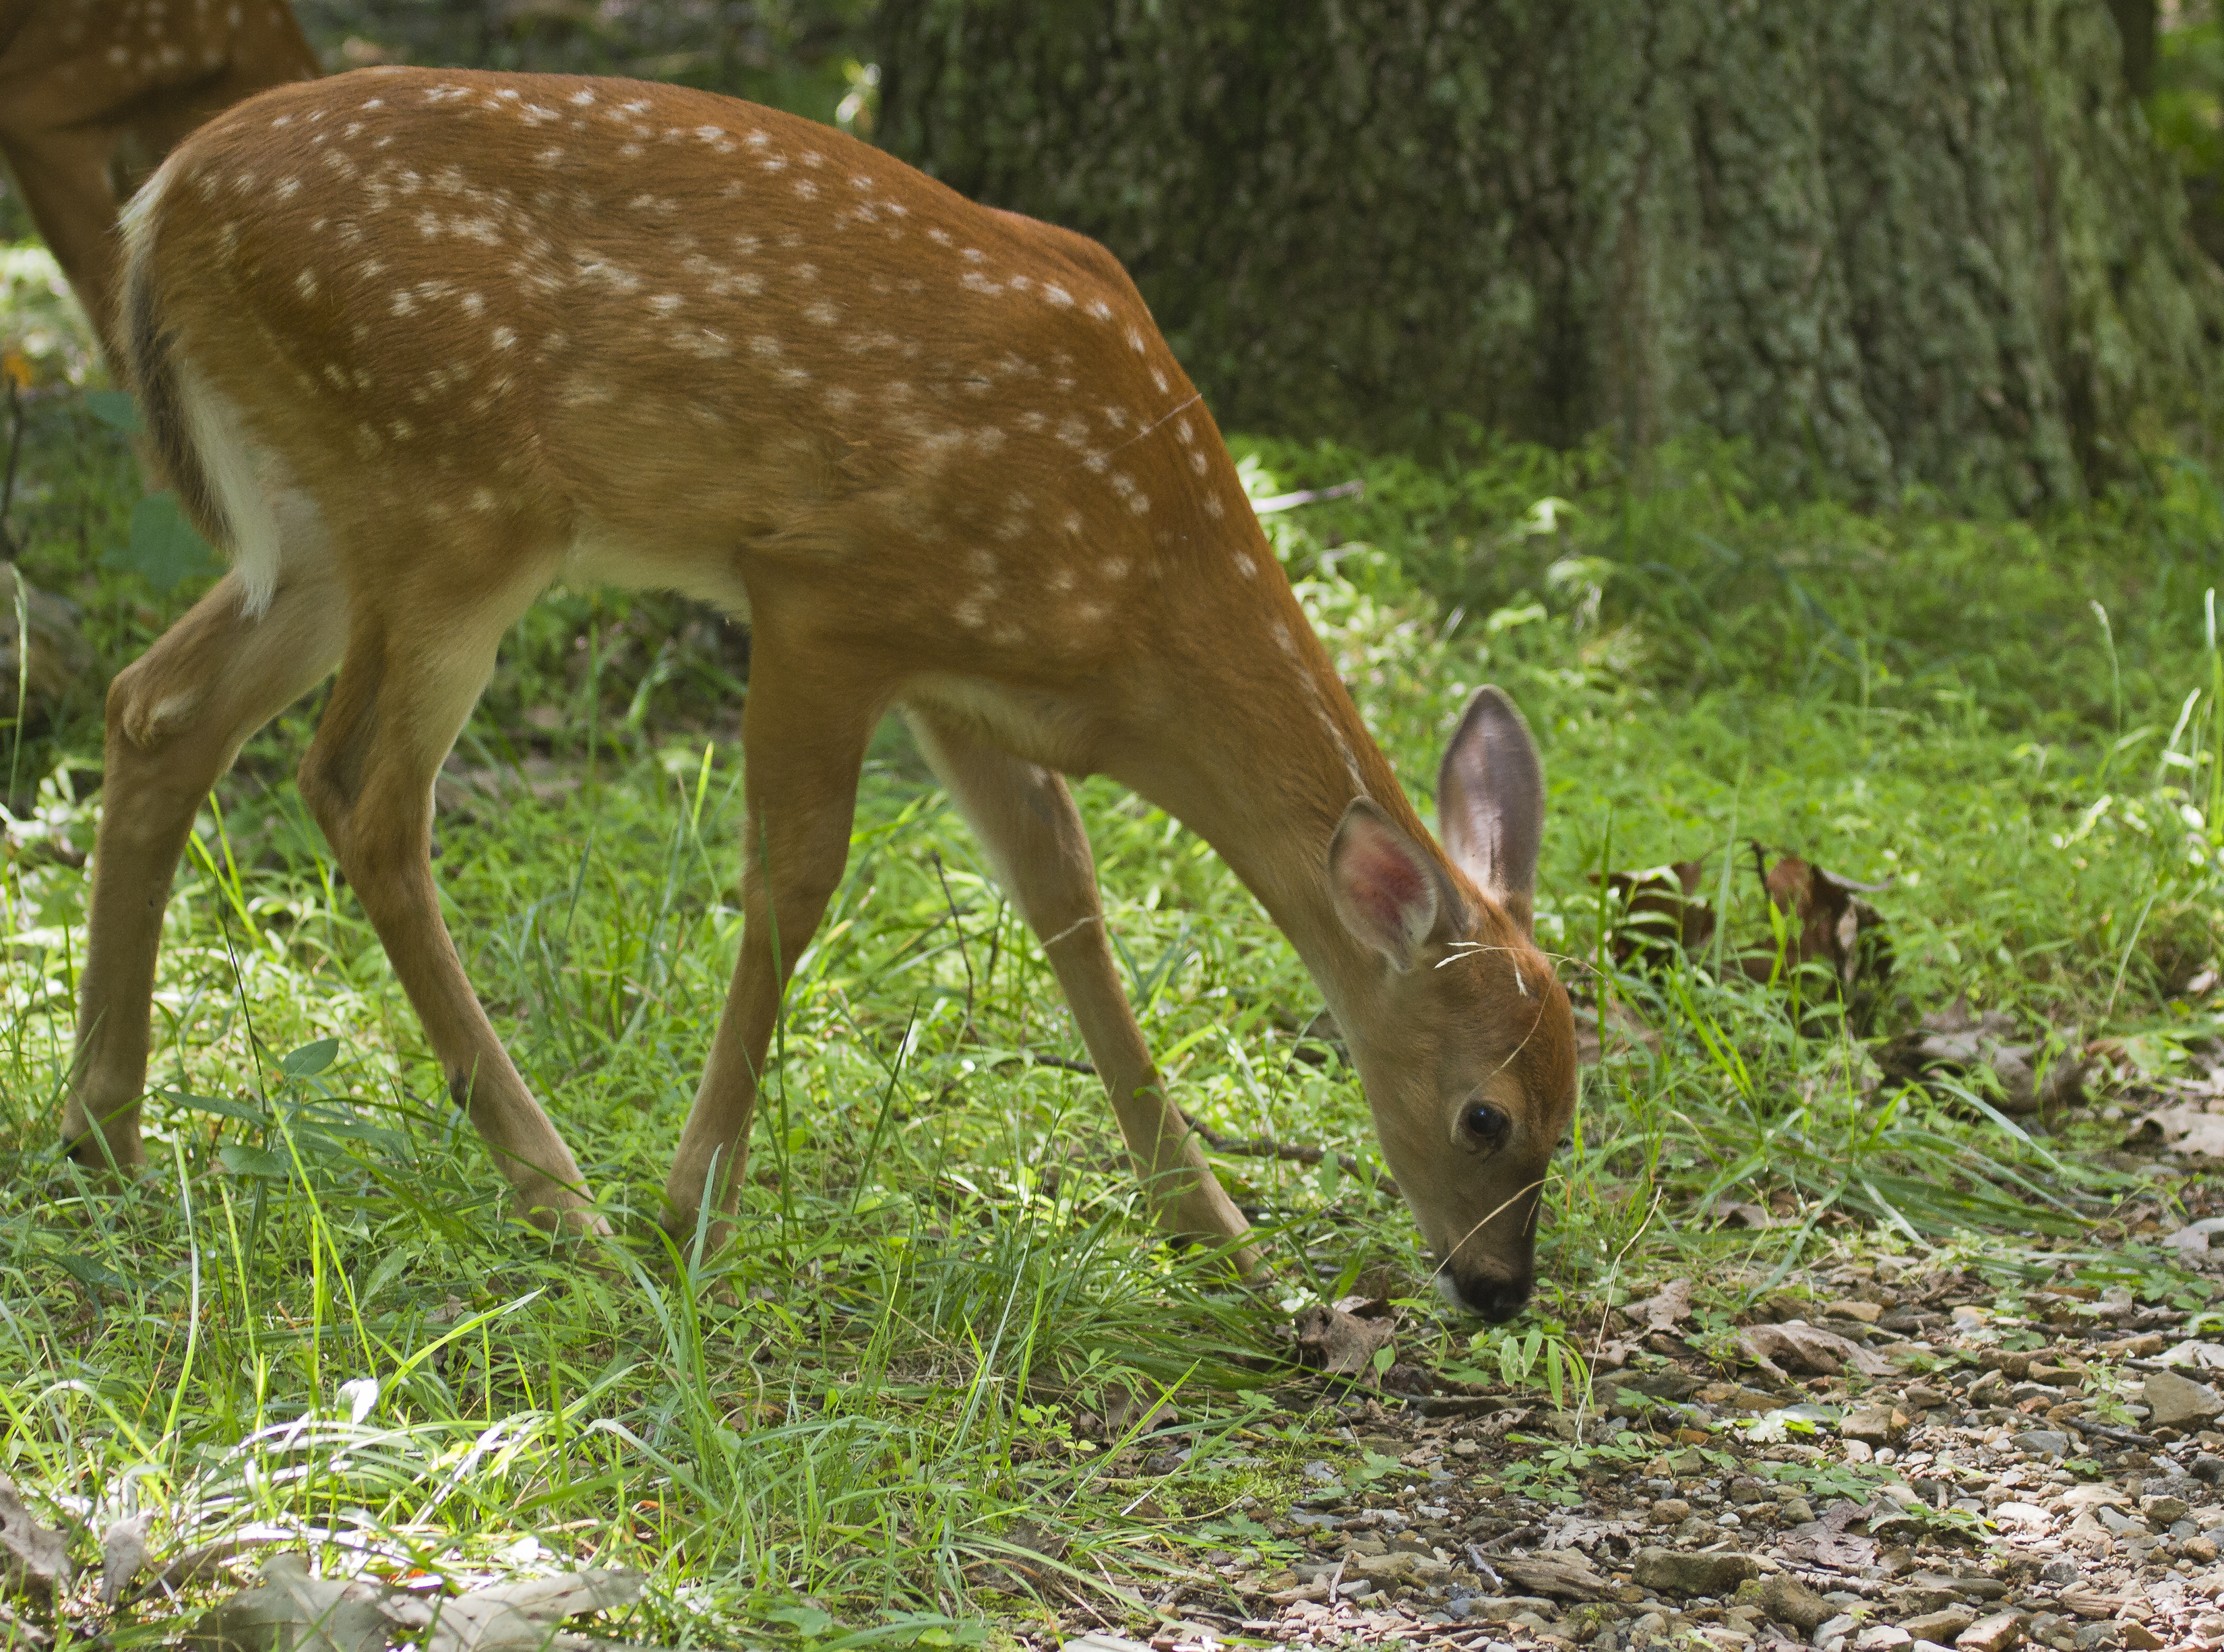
[
  {"left": 1293, "top": 1297, "right": 1396, "bottom": 1377},
  {"left": 411, "top": 1569, "right": 644, "bottom": 1652},
  {"left": 182, "top": 1552, "right": 398, "bottom": 1652},
  {"left": 1741, "top": 853, "right": 1894, "bottom": 1021},
  {"left": 0, "top": 1475, "right": 71, "bottom": 1603},
  {"left": 1710, "top": 1198, "right": 1774, "bottom": 1229},
  {"left": 98, "top": 1511, "right": 152, "bottom": 1608},
  {"left": 1738, "top": 1320, "right": 1891, "bottom": 1380},
  {"left": 1492, "top": 1554, "right": 1617, "bottom": 1601},
  {"left": 1625, "top": 1278, "right": 1694, "bottom": 1333},
  {"left": 2058, "top": 1585, "right": 2132, "bottom": 1619},
  {"left": 1779, "top": 1500, "right": 1880, "bottom": 1573},
  {"left": 0, "top": 1598, "right": 53, "bottom": 1651},
  {"left": 1591, "top": 861, "right": 1715, "bottom": 964},
  {"left": 1877, "top": 998, "right": 2084, "bottom": 1116},
  {"left": 2130, "top": 1104, "right": 2224, "bottom": 1159}
]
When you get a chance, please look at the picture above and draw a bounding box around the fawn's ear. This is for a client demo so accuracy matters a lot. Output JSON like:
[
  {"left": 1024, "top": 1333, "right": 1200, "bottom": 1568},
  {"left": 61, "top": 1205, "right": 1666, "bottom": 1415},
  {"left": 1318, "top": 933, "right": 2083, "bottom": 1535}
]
[
  {"left": 1330, "top": 799, "right": 1448, "bottom": 972},
  {"left": 1438, "top": 685, "right": 1545, "bottom": 938}
]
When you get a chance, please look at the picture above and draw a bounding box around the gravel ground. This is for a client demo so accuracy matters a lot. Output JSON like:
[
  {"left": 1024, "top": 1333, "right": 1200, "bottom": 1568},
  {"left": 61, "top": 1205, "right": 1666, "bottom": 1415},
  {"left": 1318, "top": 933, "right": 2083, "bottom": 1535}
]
[{"left": 1049, "top": 1196, "right": 2224, "bottom": 1652}]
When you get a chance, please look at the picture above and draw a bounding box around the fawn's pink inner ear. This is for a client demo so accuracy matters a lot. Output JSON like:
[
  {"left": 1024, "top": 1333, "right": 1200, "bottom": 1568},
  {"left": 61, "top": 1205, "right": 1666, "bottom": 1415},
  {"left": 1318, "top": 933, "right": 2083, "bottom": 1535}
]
[{"left": 1333, "top": 812, "right": 1440, "bottom": 963}]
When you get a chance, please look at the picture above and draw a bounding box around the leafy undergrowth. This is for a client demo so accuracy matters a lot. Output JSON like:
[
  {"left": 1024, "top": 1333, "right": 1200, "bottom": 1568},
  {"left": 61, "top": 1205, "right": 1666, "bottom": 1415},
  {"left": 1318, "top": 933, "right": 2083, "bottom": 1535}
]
[{"left": 3, "top": 312, "right": 2224, "bottom": 1644}]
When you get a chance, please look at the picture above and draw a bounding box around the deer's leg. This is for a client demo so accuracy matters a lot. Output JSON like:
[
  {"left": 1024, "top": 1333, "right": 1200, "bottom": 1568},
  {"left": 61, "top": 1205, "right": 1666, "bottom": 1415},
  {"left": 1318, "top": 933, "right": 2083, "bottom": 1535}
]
[
  {"left": 663, "top": 636, "right": 882, "bottom": 1242},
  {"left": 903, "top": 708, "right": 1258, "bottom": 1271},
  {"left": 0, "top": 129, "right": 125, "bottom": 356},
  {"left": 295, "top": 565, "right": 601, "bottom": 1233},
  {"left": 65, "top": 570, "right": 348, "bottom": 1173}
]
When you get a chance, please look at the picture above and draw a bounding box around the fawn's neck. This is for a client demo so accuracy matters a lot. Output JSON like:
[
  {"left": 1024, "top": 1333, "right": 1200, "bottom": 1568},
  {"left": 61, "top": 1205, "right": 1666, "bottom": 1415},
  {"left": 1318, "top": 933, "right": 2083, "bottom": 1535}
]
[{"left": 1124, "top": 577, "right": 1439, "bottom": 1040}]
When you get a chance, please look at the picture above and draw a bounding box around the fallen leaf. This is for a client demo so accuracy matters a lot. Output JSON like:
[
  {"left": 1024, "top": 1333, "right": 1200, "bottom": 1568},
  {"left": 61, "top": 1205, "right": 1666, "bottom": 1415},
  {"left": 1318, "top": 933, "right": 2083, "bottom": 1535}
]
[
  {"left": 2058, "top": 1585, "right": 2132, "bottom": 1619},
  {"left": 1292, "top": 1302, "right": 1395, "bottom": 1377},
  {"left": 1492, "top": 1554, "right": 1617, "bottom": 1601},
  {"left": 1737, "top": 853, "right": 1894, "bottom": 1027},
  {"left": 1572, "top": 998, "right": 1661, "bottom": 1066},
  {"left": 0, "top": 1475, "right": 71, "bottom": 1601},
  {"left": 1880, "top": 997, "right": 2082, "bottom": 1115},
  {"left": 1737, "top": 1320, "right": 1892, "bottom": 1380},
  {"left": 2131, "top": 1105, "right": 2224, "bottom": 1159},
  {"left": 1779, "top": 1500, "right": 1878, "bottom": 1573},
  {"left": 2159, "top": 1340, "right": 2224, "bottom": 1371},
  {"left": 1626, "top": 1278, "right": 1693, "bottom": 1333},
  {"left": 0, "top": 1598, "right": 53, "bottom": 1650},
  {"left": 152, "top": 1537, "right": 259, "bottom": 1595},
  {"left": 99, "top": 1511, "right": 152, "bottom": 1608},
  {"left": 183, "top": 1552, "right": 398, "bottom": 1652},
  {"left": 2165, "top": 1219, "right": 2224, "bottom": 1254},
  {"left": 1710, "top": 1198, "right": 1774, "bottom": 1229},
  {"left": 414, "top": 1569, "right": 644, "bottom": 1652},
  {"left": 1592, "top": 861, "right": 1715, "bottom": 964}
]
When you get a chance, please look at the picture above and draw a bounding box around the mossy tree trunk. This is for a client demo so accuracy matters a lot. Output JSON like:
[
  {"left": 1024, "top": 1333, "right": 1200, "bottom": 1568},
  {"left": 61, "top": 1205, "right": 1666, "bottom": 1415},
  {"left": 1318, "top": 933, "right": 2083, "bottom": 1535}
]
[{"left": 875, "top": 0, "right": 2223, "bottom": 505}]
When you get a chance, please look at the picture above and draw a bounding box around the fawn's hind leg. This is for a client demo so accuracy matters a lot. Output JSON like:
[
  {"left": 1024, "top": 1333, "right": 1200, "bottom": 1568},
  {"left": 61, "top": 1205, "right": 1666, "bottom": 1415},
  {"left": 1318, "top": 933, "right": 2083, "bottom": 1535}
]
[
  {"left": 66, "top": 569, "right": 346, "bottom": 1171},
  {"left": 293, "top": 546, "right": 603, "bottom": 1233}
]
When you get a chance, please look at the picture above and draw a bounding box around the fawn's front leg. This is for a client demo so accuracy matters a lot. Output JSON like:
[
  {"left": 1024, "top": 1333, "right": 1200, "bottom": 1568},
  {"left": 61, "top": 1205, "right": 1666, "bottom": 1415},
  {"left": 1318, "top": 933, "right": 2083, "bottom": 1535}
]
[{"left": 904, "top": 706, "right": 1259, "bottom": 1271}]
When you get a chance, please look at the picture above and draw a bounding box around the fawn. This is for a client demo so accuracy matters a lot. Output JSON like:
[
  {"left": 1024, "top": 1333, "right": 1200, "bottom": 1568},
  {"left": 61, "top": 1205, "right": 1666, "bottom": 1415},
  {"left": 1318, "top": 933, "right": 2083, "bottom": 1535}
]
[{"left": 68, "top": 67, "right": 1577, "bottom": 1319}]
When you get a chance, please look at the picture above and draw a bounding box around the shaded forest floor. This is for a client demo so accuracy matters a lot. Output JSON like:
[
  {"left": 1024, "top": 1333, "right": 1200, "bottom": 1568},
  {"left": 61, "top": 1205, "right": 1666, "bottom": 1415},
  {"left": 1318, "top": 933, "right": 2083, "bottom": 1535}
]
[{"left": 5, "top": 256, "right": 2224, "bottom": 1651}]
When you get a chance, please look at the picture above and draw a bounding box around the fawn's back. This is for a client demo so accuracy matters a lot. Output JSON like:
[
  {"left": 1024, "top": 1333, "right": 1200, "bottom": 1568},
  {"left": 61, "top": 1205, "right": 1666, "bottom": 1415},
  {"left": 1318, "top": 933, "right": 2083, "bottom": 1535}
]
[{"left": 131, "top": 69, "right": 1251, "bottom": 727}]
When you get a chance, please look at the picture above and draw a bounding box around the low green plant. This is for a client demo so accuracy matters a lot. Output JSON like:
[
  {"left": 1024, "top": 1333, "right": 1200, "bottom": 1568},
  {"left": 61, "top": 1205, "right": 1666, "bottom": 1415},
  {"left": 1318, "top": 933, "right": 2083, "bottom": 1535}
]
[{"left": 4, "top": 371, "right": 2223, "bottom": 1639}]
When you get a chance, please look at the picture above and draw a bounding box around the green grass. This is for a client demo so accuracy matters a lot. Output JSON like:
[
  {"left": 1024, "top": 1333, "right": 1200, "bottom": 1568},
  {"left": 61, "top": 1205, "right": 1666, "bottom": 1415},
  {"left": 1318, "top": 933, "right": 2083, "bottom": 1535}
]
[{"left": 3, "top": 298, "right": 2223, "bottom": 1641}]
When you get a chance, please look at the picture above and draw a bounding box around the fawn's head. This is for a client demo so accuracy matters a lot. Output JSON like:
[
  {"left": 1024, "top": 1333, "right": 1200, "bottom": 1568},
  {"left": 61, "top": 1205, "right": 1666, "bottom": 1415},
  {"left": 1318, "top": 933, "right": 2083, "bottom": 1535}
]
[{"left": 1326, "top": 687, "right": 1578, "bottom": 1322}]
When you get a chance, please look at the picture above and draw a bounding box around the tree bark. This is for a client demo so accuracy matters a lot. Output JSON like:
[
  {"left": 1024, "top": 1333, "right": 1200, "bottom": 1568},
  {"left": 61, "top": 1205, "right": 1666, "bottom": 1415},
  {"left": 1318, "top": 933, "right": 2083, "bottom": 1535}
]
[{"left": 875, "top": 0, "right": 2223, "bottom": 505}]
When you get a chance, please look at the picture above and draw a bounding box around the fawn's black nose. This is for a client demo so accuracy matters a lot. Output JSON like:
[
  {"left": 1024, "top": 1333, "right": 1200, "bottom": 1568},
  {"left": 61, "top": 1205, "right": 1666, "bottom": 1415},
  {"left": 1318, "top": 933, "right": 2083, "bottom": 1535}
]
[{"left": 1441, "top": 1267, "right": 1533, "bottom": 1324}]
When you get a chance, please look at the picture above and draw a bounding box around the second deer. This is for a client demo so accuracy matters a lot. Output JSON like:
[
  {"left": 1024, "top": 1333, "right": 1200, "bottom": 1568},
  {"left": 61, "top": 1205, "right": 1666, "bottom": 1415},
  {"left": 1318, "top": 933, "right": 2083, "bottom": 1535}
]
[
  {"left": 0, "top": 0, "right": 318, "bottom": 358},
  {"left": 69, "top": 67, "right": 1578, "bottom": 1320}
]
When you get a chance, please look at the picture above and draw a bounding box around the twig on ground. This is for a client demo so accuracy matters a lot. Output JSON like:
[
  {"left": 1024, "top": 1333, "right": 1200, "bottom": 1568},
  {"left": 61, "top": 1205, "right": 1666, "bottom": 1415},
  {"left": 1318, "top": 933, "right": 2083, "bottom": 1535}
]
[{"left": 2066, "top": 1414, "right": 2156, "bottom": 1448}]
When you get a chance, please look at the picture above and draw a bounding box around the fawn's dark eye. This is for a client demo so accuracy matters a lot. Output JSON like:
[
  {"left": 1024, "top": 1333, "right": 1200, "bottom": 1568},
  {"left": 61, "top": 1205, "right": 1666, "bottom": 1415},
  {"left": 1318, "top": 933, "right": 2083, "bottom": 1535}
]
[{"left": 1462, "top": 1101, "right": 1511, "bottom": 1144}]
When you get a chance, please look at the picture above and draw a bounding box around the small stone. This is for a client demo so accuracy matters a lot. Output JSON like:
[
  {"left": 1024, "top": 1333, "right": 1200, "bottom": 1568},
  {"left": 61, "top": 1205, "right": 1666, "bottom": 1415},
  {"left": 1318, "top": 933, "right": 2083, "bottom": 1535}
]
[
  {"left": 2184, "top": 1534, "right": 2220, "bottom": 1563},
  {"left": 1634, "top": 1548, "right": 1759, "bottom": 1598},
  {"left": 2140, "top": 1494, "right": 2190, "bottom": 1523},
  {"left": 1353, "top": 1552, "right": 1425, "bottom": 1587},
  {"left": 1781, "top": 1496, "right": 1816, "bottom": 1525},
  {"left": 2012, "top": 1430, "right": 2070, "bottom": 1457},
  {"left": 2102, "top": 1333, "right": 2166, "bottom": 1358},
  {"left": 1650, "top": 1498, "right": 1692, "bottom": 1526},
  {"left": 1956, "top": 1612, "right": 2029, "bottom": 1652},
  {"left": 1475, "top": 1597, "right": 1561, "bottom": 1622},
  {"left": 1818, "top": 1615, "right": 1861, "bottom": 1644},
  {"left": 1859, "top": 1630, "right": 1914, "bottom": 1652},
  {"left": 2143, "top": 1370, "right": 2224, "bottom": 1431},
  {"left": 2120, "top": 1626, "right": 2163, "bottom": 1652},
  {"left": 1845, "top": 1405, "right": 1911, "bottom": 1445},
  {"left": 1914, "top": 1643, "right": 1959, "bottom": 1652},
  {"left": 1762, "top": 1574, "right": 1834, "bottom": 1633},
  {"left": 1903, "top": 1610, "right": 1979, "bottom": 1642},
  {"left": 1828, "top": 1300, "right": 1884, "bottom": 1322}
]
